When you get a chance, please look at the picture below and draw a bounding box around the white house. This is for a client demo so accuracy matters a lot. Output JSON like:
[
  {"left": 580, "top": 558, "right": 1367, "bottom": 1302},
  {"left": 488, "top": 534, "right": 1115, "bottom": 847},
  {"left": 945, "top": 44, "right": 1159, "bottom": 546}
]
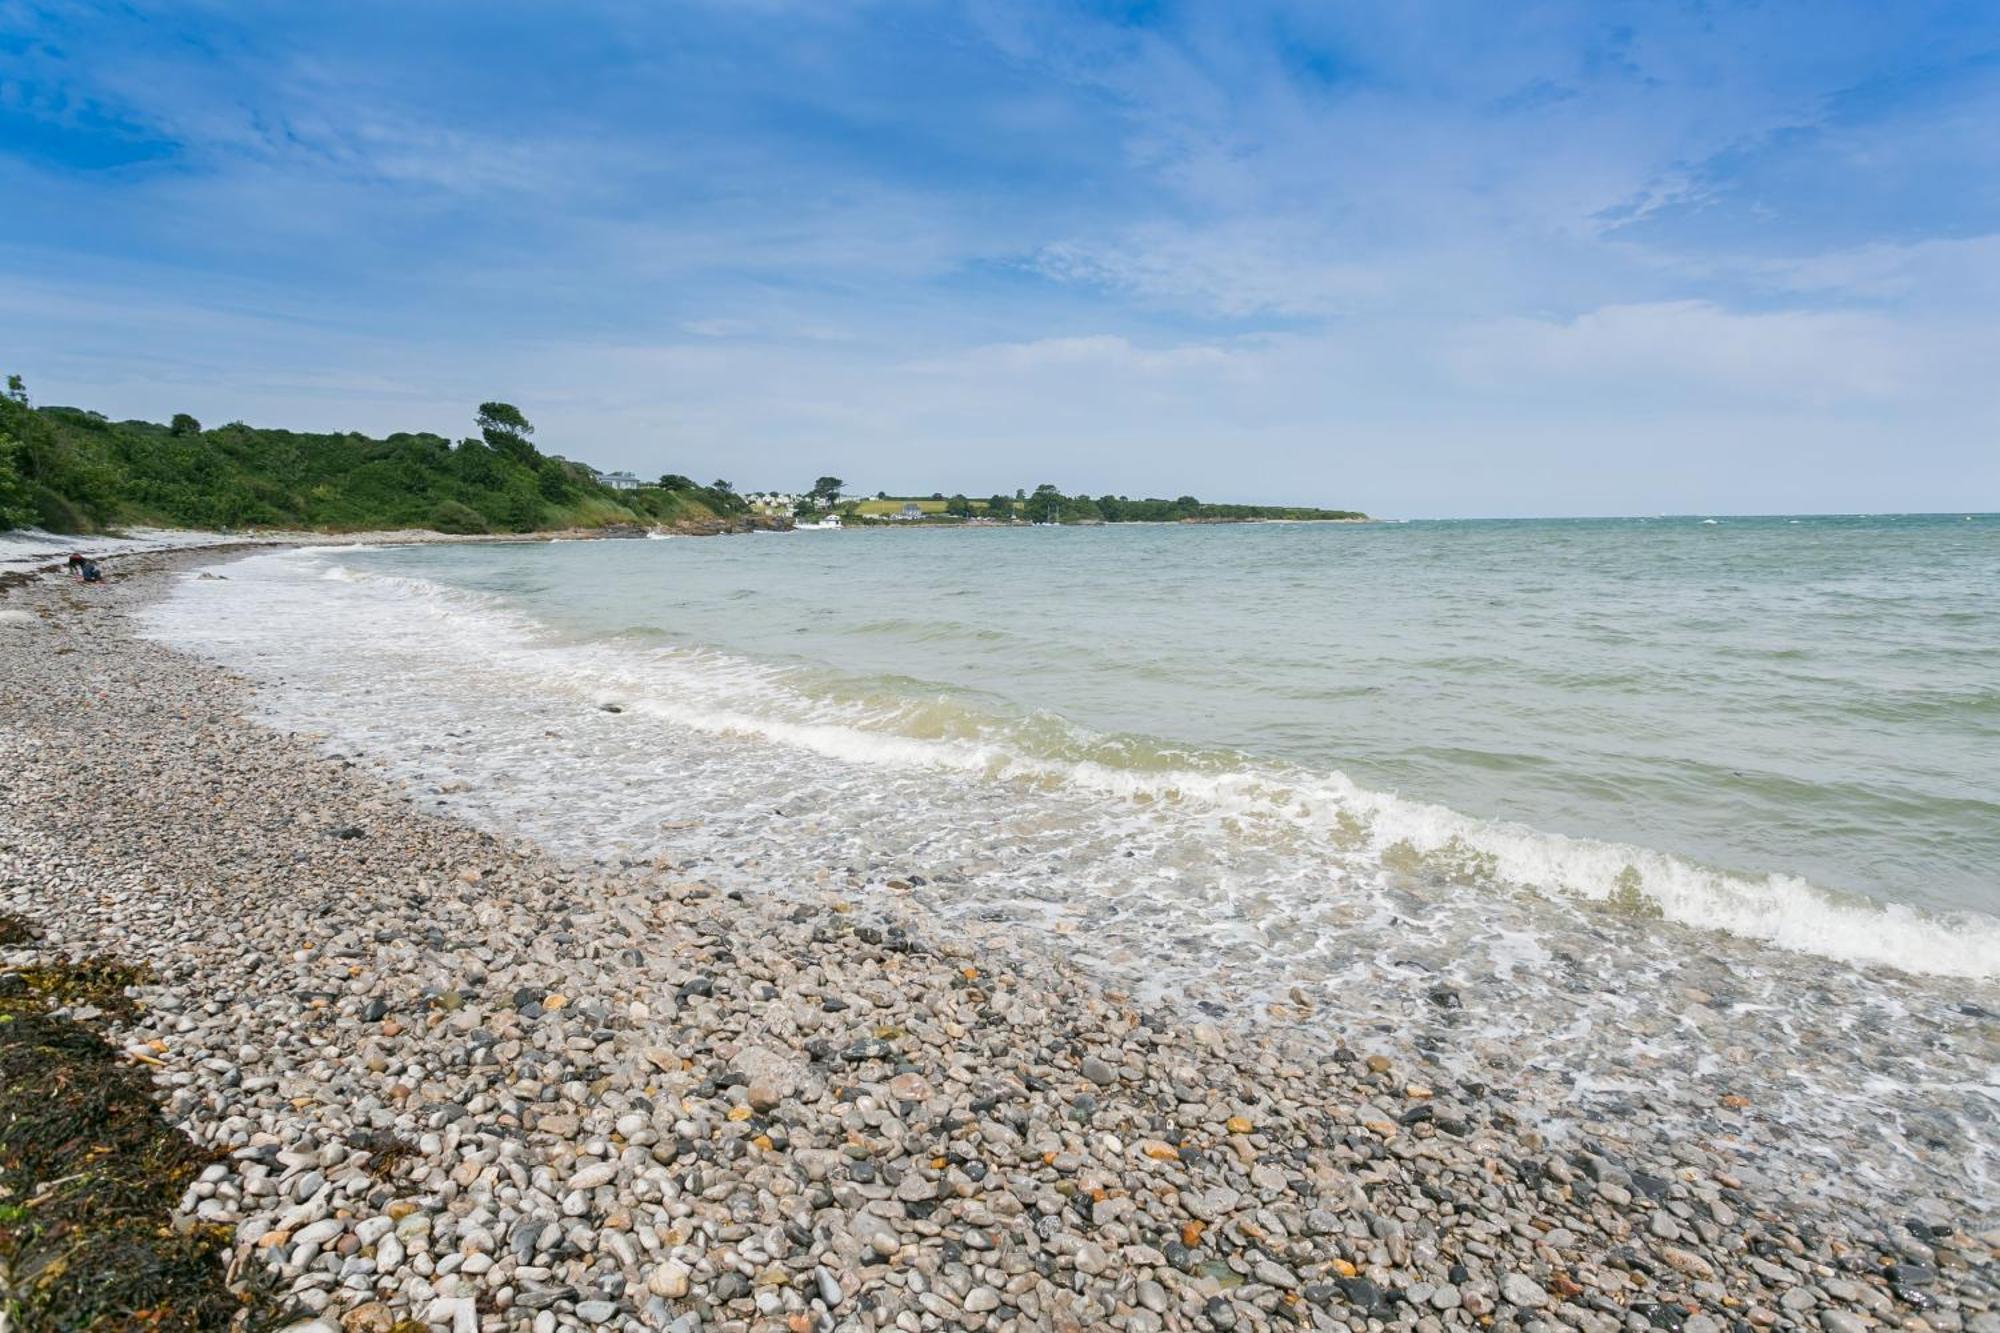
[{"left": 596, "top": 470, "right": 643, "bottom": 491}]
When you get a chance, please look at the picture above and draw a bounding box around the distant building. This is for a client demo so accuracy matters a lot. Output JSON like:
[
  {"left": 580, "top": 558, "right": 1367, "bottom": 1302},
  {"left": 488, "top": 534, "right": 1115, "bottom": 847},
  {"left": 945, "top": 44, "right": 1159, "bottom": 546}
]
[
  {"left": 893, "top": 502, "right": 925, "bottom": 520},
  {"left": 596, "top": 470, "right": 643, "bottom": 491}
]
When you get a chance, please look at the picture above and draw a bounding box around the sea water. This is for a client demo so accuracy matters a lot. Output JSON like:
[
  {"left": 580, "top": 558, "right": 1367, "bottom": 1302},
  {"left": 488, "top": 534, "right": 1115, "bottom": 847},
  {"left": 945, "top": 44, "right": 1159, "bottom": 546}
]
[{"left": 143, "top": 515, "right": 2000, "bottom": 1219}]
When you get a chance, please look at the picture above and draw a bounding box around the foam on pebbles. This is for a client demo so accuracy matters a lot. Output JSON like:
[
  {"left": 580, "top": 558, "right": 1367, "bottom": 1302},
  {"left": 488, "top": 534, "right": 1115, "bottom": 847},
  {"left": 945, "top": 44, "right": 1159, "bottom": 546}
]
[{"left": 2, "top": 552, "right": 1997, "bottom": 1333}]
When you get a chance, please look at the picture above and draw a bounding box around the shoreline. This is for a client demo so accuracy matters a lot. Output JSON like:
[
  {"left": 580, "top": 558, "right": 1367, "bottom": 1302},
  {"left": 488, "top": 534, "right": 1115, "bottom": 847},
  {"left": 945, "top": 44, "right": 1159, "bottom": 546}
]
[
  {"left": 1, "top": 555, "right": 1995, "bottom": 1333},
  {"left": 0, "top": 523, "right": 766, "bottom": 582},
  {"left": 0, "top": 512, "right": 1370, "bottom": 582}
]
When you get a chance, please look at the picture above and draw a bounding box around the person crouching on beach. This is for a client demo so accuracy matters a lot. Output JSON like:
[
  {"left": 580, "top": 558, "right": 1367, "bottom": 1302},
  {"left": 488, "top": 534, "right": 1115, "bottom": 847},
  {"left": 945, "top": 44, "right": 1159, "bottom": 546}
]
[
  {"left": 66, "top": 553, "right": 85, "bottom": 576},
  {"left": 80, "top": 559, "right": 102, "bottom": 583}
]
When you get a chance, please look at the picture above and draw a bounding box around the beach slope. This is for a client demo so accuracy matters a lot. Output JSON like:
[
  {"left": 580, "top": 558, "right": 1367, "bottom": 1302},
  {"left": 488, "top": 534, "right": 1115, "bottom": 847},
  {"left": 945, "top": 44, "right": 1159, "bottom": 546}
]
[{"left": 0, "top": 556, "right": 1993, "bottom": 1332}]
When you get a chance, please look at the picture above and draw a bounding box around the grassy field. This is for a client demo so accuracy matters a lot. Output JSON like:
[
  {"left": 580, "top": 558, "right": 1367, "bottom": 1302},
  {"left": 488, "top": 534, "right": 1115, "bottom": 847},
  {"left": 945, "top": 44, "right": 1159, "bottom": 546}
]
[{"left": 850, "top": 497, "right": 971, "bottom": 516}]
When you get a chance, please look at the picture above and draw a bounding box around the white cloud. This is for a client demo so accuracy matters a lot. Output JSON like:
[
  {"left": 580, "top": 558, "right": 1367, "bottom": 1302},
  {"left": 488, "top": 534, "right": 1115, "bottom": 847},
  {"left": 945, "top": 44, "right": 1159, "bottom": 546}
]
[
  {"left": 1750, "top": 234, "right": 2000, "bottom": 307},
  {"left": 908, "top": 334, "right": 1250, "bottom": 378},
  {"left": 1444, "top": 301, "right": 1929, "bottom": 405},
  {"left": 1035, "top": 222, "right": 1390, "bottom": 319}
]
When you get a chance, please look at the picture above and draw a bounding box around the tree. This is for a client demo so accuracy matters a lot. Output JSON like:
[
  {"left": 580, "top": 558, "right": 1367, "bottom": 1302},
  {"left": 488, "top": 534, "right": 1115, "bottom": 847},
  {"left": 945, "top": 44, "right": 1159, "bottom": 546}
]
[
  {"left": 170, "top": 413, "right": 201, "bottom": 436},
  {"left": 986, "top": 493, "right": 1013, "bottom": 519},
  {"left": 476, "top": 402, "right": 539, "bottom": 463},
  {"left": 945, "top": 493, "right": 972, "bottom": 517},
  {"left": 454, "top": 439, "right": 499, "bottom": 486},
  {"left": 4, "top": 374, "right": 26, "bottom": 405},
  {"left": 1027, "top": 482, "right": 1064, "bottom": 523},
  {"left": 809, "top": 476, "right": 843, "bottom": 507},
  {"left": 0, "top": 428, "right": 35, "bottom": 528},
  {"left": 537, "top": 457, "right": 573, "bottom": 501},
  {"left": 657, "top": 474, "right": 696, "bottom": 491},
  {"left": 711, "top": 479, "right": 734, "bottom": 493}
]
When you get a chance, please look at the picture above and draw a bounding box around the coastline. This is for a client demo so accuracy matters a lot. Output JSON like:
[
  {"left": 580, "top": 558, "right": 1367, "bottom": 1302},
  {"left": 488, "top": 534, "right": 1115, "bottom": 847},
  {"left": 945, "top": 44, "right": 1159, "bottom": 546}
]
[
  {"left": 0, "top": 520, "right": 785, "bottom": 582},
  {"left": 1, "top": 555, "right": 1995, "bottom": 1333}
]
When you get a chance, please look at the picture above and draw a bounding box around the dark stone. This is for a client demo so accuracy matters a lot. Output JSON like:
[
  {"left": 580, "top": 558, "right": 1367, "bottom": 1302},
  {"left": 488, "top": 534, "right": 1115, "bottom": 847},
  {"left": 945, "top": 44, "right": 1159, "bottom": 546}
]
[
  {"left": 1427, "top": 987, "right": 1462, "bottom": 1009},
  {"left": 360, "top": 998, "right": 388, "bottom": 1022},
  {"left": 1337, "top": 1277, "right": 1385, "bottom": 1313}
]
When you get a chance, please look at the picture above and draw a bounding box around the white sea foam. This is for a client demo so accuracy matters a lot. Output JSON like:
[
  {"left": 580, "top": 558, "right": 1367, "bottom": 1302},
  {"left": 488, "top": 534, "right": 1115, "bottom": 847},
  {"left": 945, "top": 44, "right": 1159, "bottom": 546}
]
[
  {"left": 156, "top": 546, "right": 2000, "bottom": 981},
  {"left": 137, "top": 543, "right": 2000, "bottom": 1215}
]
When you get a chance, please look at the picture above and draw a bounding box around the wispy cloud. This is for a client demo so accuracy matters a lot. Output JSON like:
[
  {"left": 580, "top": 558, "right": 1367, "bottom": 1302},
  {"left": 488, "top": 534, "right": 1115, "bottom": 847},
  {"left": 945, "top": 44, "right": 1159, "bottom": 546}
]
[
  {"left": 1445, "top": 301, "right": 1922, "bottom": 405},
  {"left": 1, "top": 1, "right": 1995, "bottom": 514}
]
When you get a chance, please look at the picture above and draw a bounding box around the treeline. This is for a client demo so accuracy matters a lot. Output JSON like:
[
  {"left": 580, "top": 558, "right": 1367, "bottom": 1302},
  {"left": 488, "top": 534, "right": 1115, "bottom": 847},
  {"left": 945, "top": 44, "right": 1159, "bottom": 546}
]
[
  {"left": 886, "top": 483, "right": 1364, "bottom": 524},
  {"left": 0, "top": 380, "right": 729, "bottom": 535}
]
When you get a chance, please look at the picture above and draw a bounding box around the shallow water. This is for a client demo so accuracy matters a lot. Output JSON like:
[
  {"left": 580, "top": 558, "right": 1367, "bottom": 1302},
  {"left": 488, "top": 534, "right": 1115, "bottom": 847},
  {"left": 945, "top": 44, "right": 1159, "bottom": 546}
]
[{"left": 142, "top": 517, "right": 2000, "bottom": 1219}]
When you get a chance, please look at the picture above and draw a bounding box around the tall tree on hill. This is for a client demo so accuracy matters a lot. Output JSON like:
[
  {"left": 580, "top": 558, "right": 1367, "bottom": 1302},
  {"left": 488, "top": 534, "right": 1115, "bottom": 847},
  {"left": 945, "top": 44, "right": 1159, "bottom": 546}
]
[
  {"left": 809, "top": 476, "right": 844, "bottom": 508},
  {"left": 476, "top": 402, "right": 540, "bottom": 464}
]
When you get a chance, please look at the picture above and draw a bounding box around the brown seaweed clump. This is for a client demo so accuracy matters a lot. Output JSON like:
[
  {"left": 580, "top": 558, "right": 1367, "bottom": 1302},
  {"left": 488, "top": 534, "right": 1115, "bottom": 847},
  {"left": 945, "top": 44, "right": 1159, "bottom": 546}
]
[{"left": 0, "top": 918, "right": 291, "bottom": 1330}]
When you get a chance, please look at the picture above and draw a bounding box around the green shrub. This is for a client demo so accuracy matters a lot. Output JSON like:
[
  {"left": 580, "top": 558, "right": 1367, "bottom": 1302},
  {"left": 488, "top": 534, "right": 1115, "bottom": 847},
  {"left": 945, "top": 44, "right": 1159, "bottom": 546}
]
[{"left": 431, "top": 500, "right": 489, "bottom": 534}]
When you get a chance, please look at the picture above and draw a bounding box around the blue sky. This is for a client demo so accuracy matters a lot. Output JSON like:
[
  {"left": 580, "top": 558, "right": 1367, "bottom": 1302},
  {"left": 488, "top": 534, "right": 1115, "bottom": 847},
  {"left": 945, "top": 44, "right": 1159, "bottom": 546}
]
[{"left": 2, "top": 1, "right": 1996, "bottom": 516}]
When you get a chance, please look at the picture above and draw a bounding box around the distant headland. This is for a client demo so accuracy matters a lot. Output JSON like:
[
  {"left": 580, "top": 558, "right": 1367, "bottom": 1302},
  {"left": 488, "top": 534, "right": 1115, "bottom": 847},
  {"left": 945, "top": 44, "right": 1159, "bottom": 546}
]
[{"left": 0, "top": 382, "right": 1365, "bottom": 537}]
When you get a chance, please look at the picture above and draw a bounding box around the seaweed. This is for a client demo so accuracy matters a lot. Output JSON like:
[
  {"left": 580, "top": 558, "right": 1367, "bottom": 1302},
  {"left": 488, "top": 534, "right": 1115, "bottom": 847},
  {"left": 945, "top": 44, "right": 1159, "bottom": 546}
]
[
  {"left": 11, "top": 955, "right": 153, "bottom": 1016},
  {"left": 0, "top": 937, "right": 295, "bottom": 1331},
  {"left": 351, "top": 1128, "right": 419, "bottom": 1182}
]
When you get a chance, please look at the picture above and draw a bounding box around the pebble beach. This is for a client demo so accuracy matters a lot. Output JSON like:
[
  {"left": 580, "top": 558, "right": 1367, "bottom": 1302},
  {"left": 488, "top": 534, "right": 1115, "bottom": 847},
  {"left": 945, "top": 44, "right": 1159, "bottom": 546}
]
[{"left": 2, "top": 551, "right": 1996, "bottom": 1333}]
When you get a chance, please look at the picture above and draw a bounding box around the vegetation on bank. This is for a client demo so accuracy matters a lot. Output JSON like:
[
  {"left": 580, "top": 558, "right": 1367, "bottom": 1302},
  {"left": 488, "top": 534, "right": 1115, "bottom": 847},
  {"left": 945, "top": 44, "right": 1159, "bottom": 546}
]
[
  {"left": 821, "top": 480, "right": 1365, "bottom": 525},
  {"left": 0, "top": 379, "right": 1363, "bottom": 535},
  {"left": 0, "top": 378, "right": 744, "bottom": 535}
]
